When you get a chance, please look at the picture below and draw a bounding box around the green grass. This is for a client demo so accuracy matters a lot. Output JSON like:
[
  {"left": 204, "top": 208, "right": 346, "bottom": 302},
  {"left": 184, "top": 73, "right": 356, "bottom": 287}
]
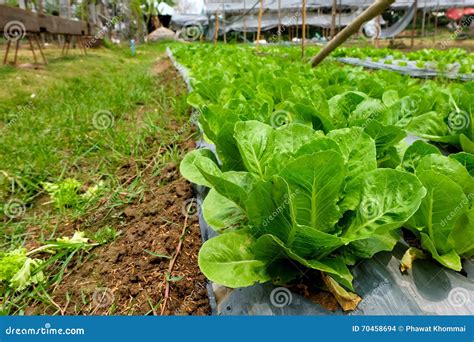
[
  {"left": 1, "top": 43, "right": 187, "bottom": 214},
  {"left": 0, "top": 42, "right": 190, "bottom": 314}
]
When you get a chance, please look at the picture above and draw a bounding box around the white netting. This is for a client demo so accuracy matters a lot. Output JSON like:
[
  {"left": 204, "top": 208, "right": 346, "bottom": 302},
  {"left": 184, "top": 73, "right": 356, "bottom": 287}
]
[
  {"left": 205, "top": 0, "right": 474, "bottom": 14},
  {"left": 172, "top": 0, "right": 474, "bottom": 36},
  {"left": 224, "top": 11, "right": 361, "bottom": 31}
]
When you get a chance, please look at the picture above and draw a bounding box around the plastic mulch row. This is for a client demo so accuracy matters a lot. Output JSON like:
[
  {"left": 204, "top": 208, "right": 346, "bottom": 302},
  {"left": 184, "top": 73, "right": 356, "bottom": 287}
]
[
  {"left": 166, "top": 47, "right": 474, "bottom": 316},
  {"left": 336, "top": 57, "right": 474, "bottom": 82}
]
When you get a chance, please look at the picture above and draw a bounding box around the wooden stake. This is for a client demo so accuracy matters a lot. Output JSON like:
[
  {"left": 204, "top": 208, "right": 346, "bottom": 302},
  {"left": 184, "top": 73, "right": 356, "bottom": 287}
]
[
  {"left": 433, "top": 1, "right": 439, "bottom": 43},
  {"left": 277, "top": 0, "right": 281, "bottom": 41},
  {"left": 330, "top": 0, "right": 337, "bottom": 38},
  {"left": 338, "top": 0, "right": 342, "bottom": 33},
  {"left": 243, "top": 0, "right": 247, "bottom": 42},
  {"left": 410, "top": 0, "right": 418, "bottom": 49},
  {"left": 311, "top": 0, "right": 395, "bottom": 67},
  {"left": 214, "top": 12, "right": 219, "bottom": 45},
  {"left": 62, "top": 35, "right": 71, "bottom": 56},
  {"left": 13, "top": 39, "right": 20, "bottom": 65},
  {"left": 66, "top": 36, "right": 71, "bottom": 56},
  {"left": 375, "top": 15, "right": 381, "bottom": 48},
  {"left": 3, "top": 40, "right": 11, "bottom": 65},
  {"left": 296, "top": 10, "right": 299, "bottom": 38},
  {"left": 61, "top": 35, "right": 68, "bottom": 56},
  {"left": 421, "top": 0, "right": 427, "bottom": 37},
  {"left": 78, "top": 36, "right": 88, "bottom": 56},
  {"left": 256, "top": 0, "right": 264, "bottom": 50},
  {"left": 302, "top": 0, "right": 307, "bottom": 58},
  {"left": 222, "top": 5, "right": 227, "bottom": 43},
  {"left": 35, "top": 34, "right": 47, "bottom": 64},
  {"left": 27, "top": 35, "right": 38, "bottom": 64}
]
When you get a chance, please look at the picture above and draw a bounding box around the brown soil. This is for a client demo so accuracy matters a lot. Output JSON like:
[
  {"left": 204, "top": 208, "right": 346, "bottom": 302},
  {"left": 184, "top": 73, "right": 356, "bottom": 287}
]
[
  {"left": 289, "top": 275, "right": 340, "bottom": 312},
  {"left": 31, "top": 55, "right": 210, "bottom": 316},
  {"left": 153, "top": 57, "right": 172, "bottom": 74}
]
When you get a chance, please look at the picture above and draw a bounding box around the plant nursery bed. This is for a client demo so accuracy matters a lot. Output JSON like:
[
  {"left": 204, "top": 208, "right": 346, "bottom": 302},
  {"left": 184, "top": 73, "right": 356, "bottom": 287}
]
[
  {"left": 336, "top": 57, "right": 474, "bottom": 81},
  {"left": 168, "top": 44, "right": 474, "bottom": 316}
]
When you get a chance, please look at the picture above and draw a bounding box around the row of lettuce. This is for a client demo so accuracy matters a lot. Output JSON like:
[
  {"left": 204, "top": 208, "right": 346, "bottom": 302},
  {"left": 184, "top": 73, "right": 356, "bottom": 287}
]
[
  {"left": 173, "top": 44, "right": 473, "bottom": 302},
  {"left": 332, "top": 47, "right": 474, "bottom": 74}
]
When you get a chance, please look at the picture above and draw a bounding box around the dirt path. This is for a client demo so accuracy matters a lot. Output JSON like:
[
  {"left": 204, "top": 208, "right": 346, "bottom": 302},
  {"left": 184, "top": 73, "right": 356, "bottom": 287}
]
[{"left": 32, "top": 56, "right": 210, "bottom": 316}]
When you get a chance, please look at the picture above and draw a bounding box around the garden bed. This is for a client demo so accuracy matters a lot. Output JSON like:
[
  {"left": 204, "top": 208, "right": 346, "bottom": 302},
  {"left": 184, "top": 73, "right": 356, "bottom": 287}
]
[
  {"left": 336, "top": 57, "right": 474, "bottom": 81},
  {"left": 167, "top": 43, "right": 474, "bottom": 315}
]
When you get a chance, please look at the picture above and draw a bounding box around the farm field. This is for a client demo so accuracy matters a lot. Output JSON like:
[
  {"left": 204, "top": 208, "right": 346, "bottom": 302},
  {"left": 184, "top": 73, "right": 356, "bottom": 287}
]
[
  {"left": 2, "top": 39, "right": 472, "bottom": 315},
  {"left": 172, "top": 43, "right": 473, "bottom": 310}
]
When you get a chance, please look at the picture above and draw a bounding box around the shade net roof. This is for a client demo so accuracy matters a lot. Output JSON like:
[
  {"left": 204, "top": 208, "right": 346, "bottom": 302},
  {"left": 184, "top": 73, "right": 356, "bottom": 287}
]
[
  {"left": 172, "top": 0, "right": 474, "bottom": 35},
  {"left": 205, "top": 0, "right": 474, "bottom": 14},
  {"left": 222, "top": 11, "right": 361, "bottom": 31}
]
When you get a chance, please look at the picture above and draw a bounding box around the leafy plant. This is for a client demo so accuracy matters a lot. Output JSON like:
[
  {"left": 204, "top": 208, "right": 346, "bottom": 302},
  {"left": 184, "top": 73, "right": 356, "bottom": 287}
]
[
  {"left": 416, "top": 60, "right": 425, "bottom": 69},
  {"left": 0, "top": 248, "right": 44, "bottom": 291},
  {"left": 175, "top": 44, "right": 472, "bottom": 159},
  {"left": 41, "top": 179, "right": 107, "bottom": 211},
  {"left": 333, "top": 46, "right": 474, "bottom": 74},
  {"left": 174, "top": 43, "right": 473, "bottom": 308},
  {"left": 90, "top": 226, "right": 121, "bottom": 245},
  {"left": 0, "top": 232, "right": 95, "bottom": 292},
  {"left": 42, "top": 178, "right": 82, "bottom": 209},
  {"left": 400, "top": 142, "right": 474, "bottom": 270},
  {"left": 181, "top": 123, "right": 426, "bottom": 295}
]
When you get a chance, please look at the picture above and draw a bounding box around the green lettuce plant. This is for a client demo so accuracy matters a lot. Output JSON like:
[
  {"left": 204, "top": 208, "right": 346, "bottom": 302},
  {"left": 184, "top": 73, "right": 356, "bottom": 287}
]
[
  {"left": 181, "top": 123, "right": 426, "bottom": 297},
  {"left": 400, "top": 141, "right": 474, "bottom": 271},
  {"left": 174, "top": 44, "right": 473, "bottom": 154},
  {"left": 172, "top": 44, "right": 473, "bottom": 307}
]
